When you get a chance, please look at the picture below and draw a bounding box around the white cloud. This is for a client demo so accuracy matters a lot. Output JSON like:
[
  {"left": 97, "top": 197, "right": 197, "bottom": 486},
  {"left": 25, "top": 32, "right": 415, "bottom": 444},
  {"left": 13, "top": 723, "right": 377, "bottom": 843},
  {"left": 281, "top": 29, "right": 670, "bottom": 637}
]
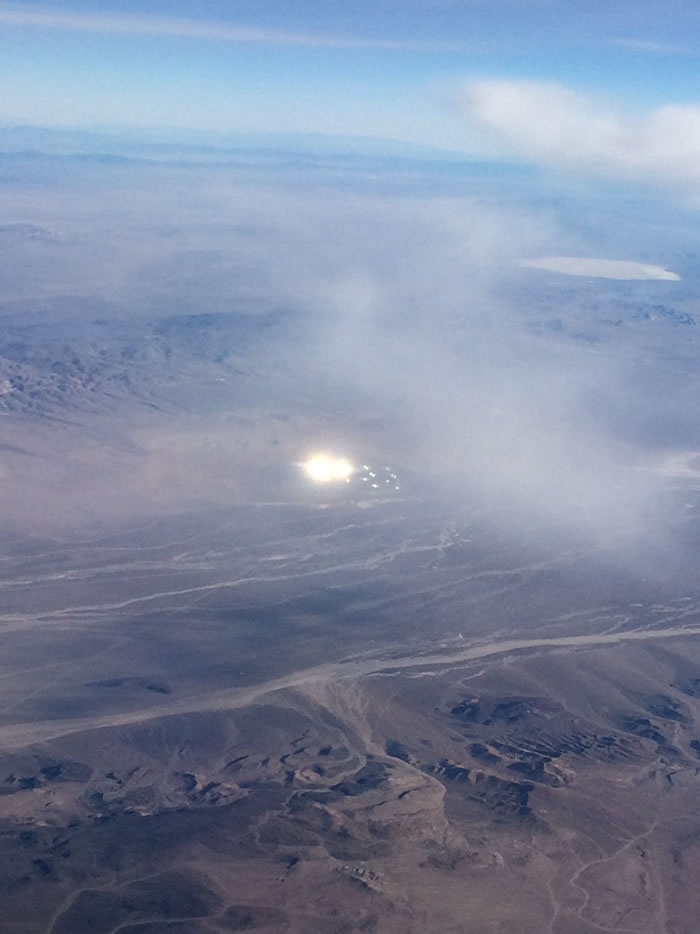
[
  {"left": 459, "top": 78, "right": 700, "bottom": 190},
  {"left": 0, "top": 4, "right": 468, "bottom": 51}
]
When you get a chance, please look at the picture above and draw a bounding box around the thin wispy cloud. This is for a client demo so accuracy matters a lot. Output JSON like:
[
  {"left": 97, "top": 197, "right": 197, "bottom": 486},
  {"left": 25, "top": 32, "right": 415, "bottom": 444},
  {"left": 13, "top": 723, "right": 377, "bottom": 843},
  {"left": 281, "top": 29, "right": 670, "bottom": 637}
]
[
  {"left": 611, "top": 37, "right": 690, "bottom": 53},
  {"left": 0, "top": 4, "right": 469, "bottom": 51}
]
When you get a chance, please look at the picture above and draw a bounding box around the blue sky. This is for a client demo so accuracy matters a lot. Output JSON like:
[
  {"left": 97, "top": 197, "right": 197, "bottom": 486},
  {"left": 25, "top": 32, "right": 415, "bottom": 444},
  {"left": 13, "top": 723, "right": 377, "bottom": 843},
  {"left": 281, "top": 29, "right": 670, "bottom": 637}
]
[{"left": 2, "top": 1, "right": 700, "bottom": 152}]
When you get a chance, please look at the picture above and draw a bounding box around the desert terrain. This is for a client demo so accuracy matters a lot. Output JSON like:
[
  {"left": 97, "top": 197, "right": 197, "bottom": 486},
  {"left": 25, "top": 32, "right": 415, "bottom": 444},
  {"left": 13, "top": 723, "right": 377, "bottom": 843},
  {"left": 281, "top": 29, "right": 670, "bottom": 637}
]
[
  {"left": 2, "top": 142, "right": 700, "bottom": 932},
  {"left": 2, "top": 477, "right": 700, "bottom": 933}
]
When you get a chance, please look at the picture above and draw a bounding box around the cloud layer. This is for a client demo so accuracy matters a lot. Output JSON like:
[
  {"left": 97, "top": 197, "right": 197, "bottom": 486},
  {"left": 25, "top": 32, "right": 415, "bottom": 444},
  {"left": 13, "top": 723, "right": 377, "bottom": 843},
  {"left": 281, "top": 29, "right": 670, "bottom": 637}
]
[
  {"left": 0, "top": 147, "right": 689, "bottom": 553},
  {"left": 460, "top": 78, "right": 700, "bottom": 190}
]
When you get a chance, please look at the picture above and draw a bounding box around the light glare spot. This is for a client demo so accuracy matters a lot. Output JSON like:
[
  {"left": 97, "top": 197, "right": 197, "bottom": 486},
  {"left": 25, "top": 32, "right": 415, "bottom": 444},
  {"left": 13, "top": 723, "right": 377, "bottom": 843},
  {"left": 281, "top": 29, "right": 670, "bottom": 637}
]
[{"left": 302, "top": 454, "right": 354, "bottom": 484}]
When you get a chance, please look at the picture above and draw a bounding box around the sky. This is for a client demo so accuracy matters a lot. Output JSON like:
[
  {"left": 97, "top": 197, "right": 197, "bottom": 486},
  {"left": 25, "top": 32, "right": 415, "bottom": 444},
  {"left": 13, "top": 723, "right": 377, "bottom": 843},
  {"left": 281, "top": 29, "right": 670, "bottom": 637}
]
[{"left": 3, "top": 0, "right": 700, "bottom": 155}]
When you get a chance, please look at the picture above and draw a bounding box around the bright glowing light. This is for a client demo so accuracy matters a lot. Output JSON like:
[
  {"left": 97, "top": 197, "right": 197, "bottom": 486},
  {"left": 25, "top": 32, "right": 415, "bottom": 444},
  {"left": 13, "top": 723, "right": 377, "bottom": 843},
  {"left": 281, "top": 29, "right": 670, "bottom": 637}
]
[{"left": 302, "top": 454, "right": 354, "bottom": 484}]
